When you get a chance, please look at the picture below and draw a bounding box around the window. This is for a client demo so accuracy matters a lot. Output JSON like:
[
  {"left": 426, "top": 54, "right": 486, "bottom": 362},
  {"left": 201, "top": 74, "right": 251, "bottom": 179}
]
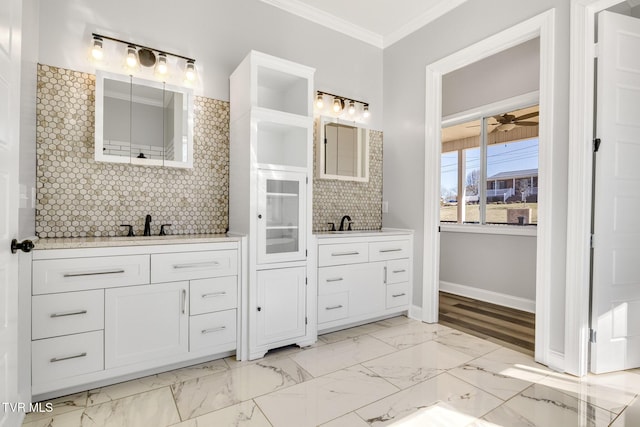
[{"left": 440, "top": 105, "right": 539, "bottom": 225}]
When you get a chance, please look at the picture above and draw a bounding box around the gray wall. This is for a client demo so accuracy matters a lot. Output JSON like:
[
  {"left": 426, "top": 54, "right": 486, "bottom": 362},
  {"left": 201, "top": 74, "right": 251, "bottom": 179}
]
[
  {"left": 382, "top": 0, "right": 570, "bottom": 354},
  {"left": 37, "top": 0, "right": 383, "bottom": 130},
  {"left": 440, "top": 232, "right": 536, "bottom": 301},
  {"left": 442, "top": 37, "right": 540, "bottom": 117}
]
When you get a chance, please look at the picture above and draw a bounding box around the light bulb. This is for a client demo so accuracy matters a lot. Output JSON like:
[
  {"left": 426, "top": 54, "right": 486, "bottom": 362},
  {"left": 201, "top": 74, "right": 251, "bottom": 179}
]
[
  {"left": 363, "top": 105, "right": 370, "bottom": 118},
  {"left": 185, "top": 60, "right": 196, "bottom": 81},
  {"left": 333, "top": 98, "right": 342, "bottom": 113},
  {"left": 91, "top": 36, "right": 103, "bottom": 60},
  {"left": 156, "top": 53, "right": 168, "bottom": 75},
  {"left": 126, "top": 45, "right": 138, "bottom": 68},
  {"left": 315, "top": 93, "right": 324, "bottom": 109},
  {"left": 348, "top": 101, "right": 356, "bottom": 115}
]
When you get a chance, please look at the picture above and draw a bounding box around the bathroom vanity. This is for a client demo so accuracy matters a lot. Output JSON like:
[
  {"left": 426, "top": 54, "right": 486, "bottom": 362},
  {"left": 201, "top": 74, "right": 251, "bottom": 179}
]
[
  {"left": 29, "top": 235, "right": 243, "bottom": 400},
  {"left": 315, "top": 229, "right": 413, "bottom": 333}
]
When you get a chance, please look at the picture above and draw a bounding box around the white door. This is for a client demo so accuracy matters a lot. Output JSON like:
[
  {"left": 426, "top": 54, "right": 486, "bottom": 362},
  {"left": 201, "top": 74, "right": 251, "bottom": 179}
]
[
  {"left": 591, "top": 10, "right": 640, "bottom": 374},
  {"left": 256, "top": 169, "right": 306, "bottom": 264},
  {"left": 105, "top": 282, "right": 189, "bottom": 368},
  {"left": 255, "top": 267, "right": 306, "bottom": 347},
  {"left": 0, "top": 0, "right": 23, "bottom": 425}
]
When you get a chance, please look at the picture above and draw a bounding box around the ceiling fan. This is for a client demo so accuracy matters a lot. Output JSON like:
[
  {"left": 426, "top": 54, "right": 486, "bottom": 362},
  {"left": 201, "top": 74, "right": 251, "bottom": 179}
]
[{"left": 492, "top": 111, "right": 539, "bottom": 132}]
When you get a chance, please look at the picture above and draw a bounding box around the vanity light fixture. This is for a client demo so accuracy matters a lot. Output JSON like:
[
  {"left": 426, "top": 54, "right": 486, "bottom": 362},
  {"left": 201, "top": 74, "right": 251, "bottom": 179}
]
[
  {"left": 185, "top": 60, "right": 196, "bottom": 81},
  {"left": 316, "top": 90, "right": 370, "bottom": 119},
  {"left": 155, "top": 53, "right": 168, "bottom": 75},
  {"left": 91, "top": 36, "right": 104, "bottom": 60},
  {"left": 125, "top": 45, "right": 139, "bottom": 68},
  {"left": 332, "top": 97, "right": 343, "bottom": 113},
  {"left": 90, "top": 33, "right": 197, "bottom": 81}
]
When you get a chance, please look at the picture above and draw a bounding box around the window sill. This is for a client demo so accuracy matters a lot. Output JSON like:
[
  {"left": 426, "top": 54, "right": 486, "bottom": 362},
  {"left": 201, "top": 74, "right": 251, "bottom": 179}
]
[{"left": 440, "top": 223, "right": 537, "bottom": 237}]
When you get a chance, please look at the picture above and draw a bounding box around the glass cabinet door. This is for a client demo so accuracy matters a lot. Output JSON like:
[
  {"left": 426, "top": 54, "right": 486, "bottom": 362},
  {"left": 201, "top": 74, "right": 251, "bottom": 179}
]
[{"left": 257, "top": 169, "right": 306, "bottom": 264}]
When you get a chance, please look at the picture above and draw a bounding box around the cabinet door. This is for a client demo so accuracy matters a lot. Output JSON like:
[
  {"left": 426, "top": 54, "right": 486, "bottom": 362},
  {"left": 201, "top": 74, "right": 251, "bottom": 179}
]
[
  {"left": 105, "top": 282, "right": 189, "bottom": 368},
  {"left": 256, "top": 267, "right": 306, "bottom": 346},
  {"left": 257, "top": 170, "right": 306, "bottom": 264}
]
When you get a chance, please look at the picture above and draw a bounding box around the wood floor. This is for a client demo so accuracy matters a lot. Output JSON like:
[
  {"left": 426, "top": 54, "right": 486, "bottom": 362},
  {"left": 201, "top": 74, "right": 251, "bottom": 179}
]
[{"left": 438, "top": 291, "right": 535, "bottom": 356}]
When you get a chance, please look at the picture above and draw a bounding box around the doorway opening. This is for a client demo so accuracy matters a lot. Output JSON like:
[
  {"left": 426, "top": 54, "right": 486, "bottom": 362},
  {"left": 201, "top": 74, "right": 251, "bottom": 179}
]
[{"left": 422, "top": 10, "right": 558, "bottom": 369}]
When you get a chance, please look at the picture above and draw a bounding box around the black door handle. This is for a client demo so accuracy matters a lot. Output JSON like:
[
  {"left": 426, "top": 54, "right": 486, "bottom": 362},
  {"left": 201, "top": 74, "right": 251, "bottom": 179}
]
[{"left": 11, "top": 239, "right": 34, "bottom": 254}]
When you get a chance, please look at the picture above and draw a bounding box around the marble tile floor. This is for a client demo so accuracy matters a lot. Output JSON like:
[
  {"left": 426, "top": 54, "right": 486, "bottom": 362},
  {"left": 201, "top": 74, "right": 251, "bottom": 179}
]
[{"left": 22, "top": 316, "right": 640, "bottom": 427}]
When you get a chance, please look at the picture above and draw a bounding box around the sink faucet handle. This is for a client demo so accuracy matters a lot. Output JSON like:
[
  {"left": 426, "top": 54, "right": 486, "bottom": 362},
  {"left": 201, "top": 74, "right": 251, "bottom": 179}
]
[
  {"left": 327, "top": 222, "right": 336, "bottom": 231},
  {"left": 120, "top": 224, "right": 135, "bottom": 237},
  {"left": 347, "top": 221, "right": 353, "bottom": 231},
  {"left": 159, "top": 224, "right": 172, "bottom": 236}
]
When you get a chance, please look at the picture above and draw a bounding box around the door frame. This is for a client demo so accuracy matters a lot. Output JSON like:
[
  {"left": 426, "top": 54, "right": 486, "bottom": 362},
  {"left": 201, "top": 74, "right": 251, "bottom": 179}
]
[
  {"left": 565, "top": 0, "right": 628, "bottom": 377},
  {"left": 422, "top": 10, "right": 558, "bottom": 368}
]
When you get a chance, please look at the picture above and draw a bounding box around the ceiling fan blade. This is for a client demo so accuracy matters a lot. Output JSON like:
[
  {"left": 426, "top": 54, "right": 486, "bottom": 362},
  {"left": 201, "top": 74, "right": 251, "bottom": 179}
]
[
  {"left": 514, "top": 121, "right": 538, "bottom": 126},
  {"left": 514, "top": 111, "right": 539, "bottom": 121}
]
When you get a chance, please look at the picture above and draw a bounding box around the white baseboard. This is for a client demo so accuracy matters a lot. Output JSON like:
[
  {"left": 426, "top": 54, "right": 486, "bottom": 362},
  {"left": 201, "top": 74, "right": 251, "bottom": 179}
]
[
  {"left": 408, "top": 305, "right": 422, "bottom": 321},
  {"left": 439, "top": 281, "right": 535, "bottom": 313}
]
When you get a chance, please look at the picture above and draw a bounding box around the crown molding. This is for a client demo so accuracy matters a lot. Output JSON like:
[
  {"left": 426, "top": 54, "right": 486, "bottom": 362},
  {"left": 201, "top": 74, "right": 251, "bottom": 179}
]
[
  {"left": 383, "top": 0, "right": 468, "bottom": 48},
  {"left": 260, "top": 0, "right": 384, "bottom": 48}
]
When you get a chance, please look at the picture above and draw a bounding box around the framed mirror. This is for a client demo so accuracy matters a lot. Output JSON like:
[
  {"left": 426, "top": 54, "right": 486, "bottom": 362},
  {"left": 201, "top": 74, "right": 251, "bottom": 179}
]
[
  {"left": 95, "top": 71, "right": 194, "bottom": 168},
  {"left": 317, "top": 116, "right": 369, "bottom": 182}
]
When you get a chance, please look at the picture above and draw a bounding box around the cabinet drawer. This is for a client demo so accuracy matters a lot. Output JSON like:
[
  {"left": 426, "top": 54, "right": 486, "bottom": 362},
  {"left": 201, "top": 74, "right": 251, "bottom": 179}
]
[
  {"left": 318, "top": 292, "right": 349, "bottom": 324},
  {"left": 33, "top": 255, "right": 150, "bottom": 295},
  {"left": 386, "top": 283, "right": 410, "bottom": 309},
  {"left": 190, "top": 276, "right": 238, "bottom": 315},
  {"left": 32, "top": 290, "right": 104, "bottom": 340},
  {"left": 318, "top": 243, "right": 368, "bottom": 267},
  {"left": 32, "top": 331, "right": 104, "bottom": 386},
  {"left": 369, "top": 240, "right": 410, "bottom": 262},
  {"left": 189, "top": 309, "right": 237, "bottom": 352},
  {"left": 151, "top": 250, "right": 237, "bottom": 283},
  {"left": 386, "top": 259, "right": 410, "bottom": 284}
]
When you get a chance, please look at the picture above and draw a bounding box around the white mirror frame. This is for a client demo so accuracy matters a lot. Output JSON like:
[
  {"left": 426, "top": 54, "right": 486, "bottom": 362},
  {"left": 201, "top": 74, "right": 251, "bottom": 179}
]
[
  {"left": 316, "top": 116, "right": 369, "bottom": 182},
  {"left": 95, "top": 70, "right": 194, "bottom": 168}
]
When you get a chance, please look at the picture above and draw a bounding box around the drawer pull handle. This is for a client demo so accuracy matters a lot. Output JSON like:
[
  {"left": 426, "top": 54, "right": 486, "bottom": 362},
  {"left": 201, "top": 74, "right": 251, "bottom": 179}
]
[
  {"left": 331, "top": 251, "right": 359, "bottom": 257},
  {"left": 63, "top": 269, "right": 124, "bottom": 278},
  {"left": 173, "top": 261, "right": 220, "bottom": 269},
  {"left": 182, "top": 289, "right": 187, "bottom": 314},
  {"left": 50, "top": 352, "right": 87, "bottom": 363},
  {"left": 50, "top": 310, "right": 87, "bottom": 318},
  {"left": 380, "top": 248, "right": 402, "bottom": 253},
  {"left": 392, "top": 269, "right": 407, "bottom": 274},
  {"left": 392, "top": 293, "right": 407, "bottom": 298},
  {"left": 326, "top": 277, "right": 343, "bottom": 282},
  {"left": 202, "top": 291, "right": 227, "bottom": 298},
  {"left": 325, "top": 305, "right": 343, "bottom": 310},
  {"left": 202, "top": 326, "right": 226, "bottom": 334}
]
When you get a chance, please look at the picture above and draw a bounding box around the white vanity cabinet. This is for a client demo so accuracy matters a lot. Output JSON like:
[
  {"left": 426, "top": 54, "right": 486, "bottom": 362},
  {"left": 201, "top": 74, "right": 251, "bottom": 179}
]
[
  {"left": 30, "top": 238, "right": 242, "bottom": 400},
  {"left": 316, "top": 231, "right": 413, "bottom": 332},
  {"left": 230, "top": 51, "right": 316, "bottom": 359}
]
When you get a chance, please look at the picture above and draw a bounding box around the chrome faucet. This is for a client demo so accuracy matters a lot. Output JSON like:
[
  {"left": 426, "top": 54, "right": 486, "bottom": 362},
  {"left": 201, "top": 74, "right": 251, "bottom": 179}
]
[
  {"left": 143, "top": 214, "right": 152, "bottom": 236},
  {"left": 339, "top": 215, "right": 352, "bottom": 231}
]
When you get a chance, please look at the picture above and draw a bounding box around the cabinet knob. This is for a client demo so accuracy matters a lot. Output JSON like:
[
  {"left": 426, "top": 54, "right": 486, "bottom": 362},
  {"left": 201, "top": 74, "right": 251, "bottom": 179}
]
[
  {"left": 258, "top": 214, "right": 262, "bottom": 219},
  {"left": 257, "top": 306, "right": 262, "bottom": 311}
]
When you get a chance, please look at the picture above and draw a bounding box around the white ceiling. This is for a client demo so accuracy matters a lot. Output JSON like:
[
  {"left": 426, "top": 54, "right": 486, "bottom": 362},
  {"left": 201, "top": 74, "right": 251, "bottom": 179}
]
[{"left": 260, "top": 0, "right": 468, "bottom": 48}]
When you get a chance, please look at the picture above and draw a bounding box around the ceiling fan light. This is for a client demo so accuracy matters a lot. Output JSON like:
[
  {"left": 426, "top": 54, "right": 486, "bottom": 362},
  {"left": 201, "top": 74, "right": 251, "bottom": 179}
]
[{"left": 497, "top": 123, "right": 516, "bottom": 132}]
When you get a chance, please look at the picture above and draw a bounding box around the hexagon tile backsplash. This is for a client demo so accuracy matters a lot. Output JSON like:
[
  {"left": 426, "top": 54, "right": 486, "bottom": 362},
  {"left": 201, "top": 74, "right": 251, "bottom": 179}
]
[{"left": 36, "top": 64, "right": 229, "bottom": 238}]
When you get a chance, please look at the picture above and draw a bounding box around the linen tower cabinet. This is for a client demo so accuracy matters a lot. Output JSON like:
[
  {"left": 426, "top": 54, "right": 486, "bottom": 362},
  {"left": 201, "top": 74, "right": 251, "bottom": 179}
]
[{"left": 229, "top": 51, "right": 316, "bottom": 359}]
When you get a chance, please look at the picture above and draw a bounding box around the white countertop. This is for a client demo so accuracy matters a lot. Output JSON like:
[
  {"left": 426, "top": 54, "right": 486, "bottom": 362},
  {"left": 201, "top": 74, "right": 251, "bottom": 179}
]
[{"left": 35, "top": 233, "right": 242, "bottom": 250}]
